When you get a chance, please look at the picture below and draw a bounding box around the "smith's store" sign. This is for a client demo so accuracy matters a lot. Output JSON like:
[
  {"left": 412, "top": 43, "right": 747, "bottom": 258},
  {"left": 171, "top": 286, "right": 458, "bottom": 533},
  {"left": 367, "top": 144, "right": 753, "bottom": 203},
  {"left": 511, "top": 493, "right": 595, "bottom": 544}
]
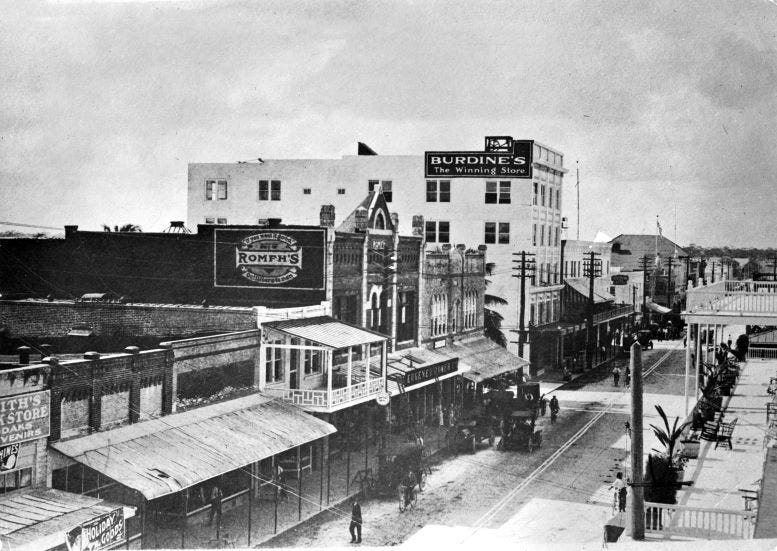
[{"left": 0, "top": 390, "right": 50, "bottom": 446}]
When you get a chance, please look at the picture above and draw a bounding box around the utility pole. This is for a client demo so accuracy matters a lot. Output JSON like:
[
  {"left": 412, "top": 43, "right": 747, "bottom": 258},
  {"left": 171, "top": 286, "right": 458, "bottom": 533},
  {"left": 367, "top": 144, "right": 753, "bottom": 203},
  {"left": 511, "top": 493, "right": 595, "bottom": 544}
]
[
  {"left": 630, "top": 342, "right": 645, "bottom": 540},
  {"left": 511, "top": 251, "right": 536, "bottom": 357},
  {"left": 576, "top": 161, "right": 580, "bottom": 240},
  {"left": 583, "top": 251, "right": 601, "bottom": 370},
  {"left": 666, "top": 256, "right": 675, "bottom": 308},
  {"left": 638, "top": 255, "right": 651, "bottom": 318},
  {"left": 711, "top": 261, "right": 715, "bottom": 284}
]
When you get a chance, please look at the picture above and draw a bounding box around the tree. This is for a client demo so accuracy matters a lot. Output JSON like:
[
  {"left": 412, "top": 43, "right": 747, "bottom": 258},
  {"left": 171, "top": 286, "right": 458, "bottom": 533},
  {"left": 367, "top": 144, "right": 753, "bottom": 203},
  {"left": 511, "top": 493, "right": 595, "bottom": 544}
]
[
  {"left": 649, "top": 405, "right": 689, "bottom": 468},
  {"left": 484, "top": 262, "right": 508, "bottom": 347},
  {"left": 102, "top": 224, "right": 142, "bottom": 232}
]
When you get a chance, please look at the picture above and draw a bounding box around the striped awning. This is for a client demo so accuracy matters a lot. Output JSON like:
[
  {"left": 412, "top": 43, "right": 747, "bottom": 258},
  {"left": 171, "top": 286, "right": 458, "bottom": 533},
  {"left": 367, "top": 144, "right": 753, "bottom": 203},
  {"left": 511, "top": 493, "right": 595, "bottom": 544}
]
[
  {"left": 52, "top": 394, "right": 336, "bottom": 500},
  {"left": 265, "top": 316, "right": 387, "bottom": 349}
]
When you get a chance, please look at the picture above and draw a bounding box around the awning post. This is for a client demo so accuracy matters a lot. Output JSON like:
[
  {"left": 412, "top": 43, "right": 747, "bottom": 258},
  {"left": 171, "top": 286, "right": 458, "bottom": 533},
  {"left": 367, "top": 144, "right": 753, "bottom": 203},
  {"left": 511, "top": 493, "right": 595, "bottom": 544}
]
[
  {"left": 180, "top": 488, "right": 188, "bottom": 549},
  {"left": 297, "top": 446, "right": 303, "bottom": 521}
]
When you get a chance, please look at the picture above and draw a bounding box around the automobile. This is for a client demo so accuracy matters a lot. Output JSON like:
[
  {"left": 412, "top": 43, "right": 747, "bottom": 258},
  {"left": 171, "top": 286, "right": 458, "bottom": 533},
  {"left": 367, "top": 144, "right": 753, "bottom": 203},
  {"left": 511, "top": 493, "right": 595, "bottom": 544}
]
[{"left": 637, "top": 329, "right": 654, "bottom": 350}]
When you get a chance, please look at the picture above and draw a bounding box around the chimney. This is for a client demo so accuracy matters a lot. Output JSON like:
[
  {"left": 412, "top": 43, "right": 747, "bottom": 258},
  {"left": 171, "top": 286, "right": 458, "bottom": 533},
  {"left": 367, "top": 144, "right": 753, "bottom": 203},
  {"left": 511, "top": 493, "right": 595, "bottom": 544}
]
[
  {"left": 17, "top": 346, "right": 31, "bottom": 365},
  {"left": 64, "top": 225, "right": 78, "bottom": 237},
  {"left": 355, "top": 207, "right": 369, "bottom": 232},
  {"left": 412, "top": 215, "right": 424, "bottom": 237},
  {"left": 320, "top": 205, "right": 336, "bottom": 228}
]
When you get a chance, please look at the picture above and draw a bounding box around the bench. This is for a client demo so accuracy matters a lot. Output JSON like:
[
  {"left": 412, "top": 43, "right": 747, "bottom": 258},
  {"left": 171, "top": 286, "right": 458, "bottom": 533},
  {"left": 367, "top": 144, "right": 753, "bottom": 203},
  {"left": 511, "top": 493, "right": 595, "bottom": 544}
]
[{"left": 700, "top": 421, "right": 719, "bottom": 441}]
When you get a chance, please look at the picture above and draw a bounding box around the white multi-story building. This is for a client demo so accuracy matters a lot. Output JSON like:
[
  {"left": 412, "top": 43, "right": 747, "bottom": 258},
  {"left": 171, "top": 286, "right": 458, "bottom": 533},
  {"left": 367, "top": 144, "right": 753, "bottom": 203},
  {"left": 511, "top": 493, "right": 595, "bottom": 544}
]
[{"left": 187, "top": 137, "right": 566, "bottom": 363}]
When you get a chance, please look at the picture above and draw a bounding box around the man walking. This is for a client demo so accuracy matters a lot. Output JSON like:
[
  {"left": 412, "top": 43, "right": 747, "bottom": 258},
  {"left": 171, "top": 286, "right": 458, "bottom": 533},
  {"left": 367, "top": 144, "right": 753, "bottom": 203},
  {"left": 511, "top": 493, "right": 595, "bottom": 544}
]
[
  {"left": 612, "top": 366, "right": 621, "bottom": 387},
  {"left": 349, "top": 498, "right": 362, "bottom": 543}
]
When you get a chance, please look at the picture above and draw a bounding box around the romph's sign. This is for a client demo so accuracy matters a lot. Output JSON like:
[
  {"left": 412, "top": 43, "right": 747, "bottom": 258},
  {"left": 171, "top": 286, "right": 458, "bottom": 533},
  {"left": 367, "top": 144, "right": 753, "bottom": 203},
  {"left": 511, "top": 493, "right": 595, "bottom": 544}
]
[{"left": 214, "top": 228, "right": 326, "bottom": 290}]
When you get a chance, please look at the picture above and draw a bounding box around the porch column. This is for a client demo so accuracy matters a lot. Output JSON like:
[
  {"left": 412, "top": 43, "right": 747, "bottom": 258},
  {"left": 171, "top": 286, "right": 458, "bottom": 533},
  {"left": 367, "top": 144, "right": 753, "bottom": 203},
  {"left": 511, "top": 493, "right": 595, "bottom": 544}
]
[
  {"left": 382, "top": 341, "right": 387, "bottom": 381},
  {"left": 327, "top": 350, "right": 333, "bottom": 405},
  {"left": 347, "top": 346, "right": 353, "bottom": 402},
  {"left": 684, "top": 322, "right": 692, "bottom": 416},
  {"left": 365, "top": 343, "right": 370, "bottom": 385},
  {"left": 695, "top": 322, "right": 702, "bottom": 400}
]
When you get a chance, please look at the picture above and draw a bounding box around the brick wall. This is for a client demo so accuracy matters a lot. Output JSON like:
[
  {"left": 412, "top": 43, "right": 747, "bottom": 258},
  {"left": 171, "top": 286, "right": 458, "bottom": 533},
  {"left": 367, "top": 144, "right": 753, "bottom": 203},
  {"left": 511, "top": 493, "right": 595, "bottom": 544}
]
[
  {"left": 0, "top": 299, "right": 256, "bottom": 340},
  {"left": 140, "top": 385, "right": 162, "bottom": 420},
  {"left": 61, "top": 398, "right": 89, "bottom": 439}
]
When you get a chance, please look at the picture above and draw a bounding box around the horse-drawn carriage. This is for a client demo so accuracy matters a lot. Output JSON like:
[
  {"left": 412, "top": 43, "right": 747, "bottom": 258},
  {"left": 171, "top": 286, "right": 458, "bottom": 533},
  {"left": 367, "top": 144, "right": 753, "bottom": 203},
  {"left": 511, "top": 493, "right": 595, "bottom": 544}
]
[{"left": 374, "top": 443, "right": 426, "bottom": 511}]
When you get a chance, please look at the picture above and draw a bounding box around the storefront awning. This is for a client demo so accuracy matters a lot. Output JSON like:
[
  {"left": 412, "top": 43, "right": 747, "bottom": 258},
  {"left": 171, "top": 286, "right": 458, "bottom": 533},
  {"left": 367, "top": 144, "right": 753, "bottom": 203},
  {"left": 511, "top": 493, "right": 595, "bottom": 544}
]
[
  {"left": 646, "top": 301, "right": 672, "bottom": 314},
  {"left": 52, "top": 394, "right": 336, "bottom": 501},
  {"left": 0, "top": 489, "right": 134, "bottom": 551},
  {"left": 265, "top": 316, "right": 387, "bottom": 349},
  {"left": 565, "top": 278, "right": 613, "bottom": 303},
  {"left": 452, "top": 337, "right": 530, "bottom": 384},
  {"left": 386, "top": 346, "right": 472, "bottom": 396}
]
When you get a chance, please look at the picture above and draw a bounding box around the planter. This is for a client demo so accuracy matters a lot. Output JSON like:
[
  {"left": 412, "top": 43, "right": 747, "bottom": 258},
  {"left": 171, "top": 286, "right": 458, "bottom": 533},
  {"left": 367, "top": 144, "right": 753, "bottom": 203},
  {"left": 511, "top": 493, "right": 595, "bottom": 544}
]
[{"left": 680, "top": 439, "right": 699, "bottom": 459}]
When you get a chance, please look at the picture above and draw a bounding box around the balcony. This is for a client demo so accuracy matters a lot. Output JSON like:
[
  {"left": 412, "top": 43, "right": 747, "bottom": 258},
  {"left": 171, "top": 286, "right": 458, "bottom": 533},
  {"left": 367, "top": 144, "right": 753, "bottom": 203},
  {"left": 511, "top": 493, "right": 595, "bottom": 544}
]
[
  {"left": 686, "top": 281, "right": 777, "bottom": 324},
  {"left": 592, "top": 304, "right": 636, "bottom": 325},
  {"left": 264, "top": 378, "right": 385, "bottom": 412}
]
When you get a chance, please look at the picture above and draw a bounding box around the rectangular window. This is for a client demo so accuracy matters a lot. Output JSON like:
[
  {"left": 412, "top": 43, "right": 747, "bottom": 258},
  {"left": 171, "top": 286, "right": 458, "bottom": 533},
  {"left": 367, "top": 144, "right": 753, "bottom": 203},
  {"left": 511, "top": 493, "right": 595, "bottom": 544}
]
[
  {"left": 259, "top": 180, "right": 281, "bottom": 201},
  {"left": 484, "top": 222, "right": 496, "bottom": 244},
  {"left": 533, "top": 182, "right": 538, "bottom": 205},
  {"left": 368, "top": 180, "right": 392, "bottom": 202},
  {"left": 426, "top": 180, "right": 450, "bottom": 202},
  {"left": 205, "top": 217, "right": 215, "bottom": 224},
  {"left": 337, "top": 188, "right": 346, "bottom": 195},
  {"left": 548, "top": 188, "right": 553, "bottom": 209},
  {"left": 540, "top": 225, "right": 545, "bottom": 246},
  {"left": 216, "top": 218, "right": 227, "bottom": 225},
  {"left": 303, "top": 188, "right": 311, "bottom": 195},
  {"left": 205, "top": 179, "right": 227, "bottom": 200},
  {"left": 498, "top": 222, "right": 510, "bottom": 244},
  {"left": 555, "top": 226, "right": 560, "bottom": 246},
  {"left": 540, "top": 185, "right": 546, "bottom": 206},
  {"left": 499, "top": 181, "right": 511, "bottom": 204},
  {"left": 485, "top": 181, "right": 497, "bottom": 204},
  {"left": 304, "top": 340, "right": 322, "bottom": 375},
  {"left": 425, "top": 221, "right": 450, "bottom": 243},
  {"left": 533, "top": 223, "right": 537, "bottom": 246}
]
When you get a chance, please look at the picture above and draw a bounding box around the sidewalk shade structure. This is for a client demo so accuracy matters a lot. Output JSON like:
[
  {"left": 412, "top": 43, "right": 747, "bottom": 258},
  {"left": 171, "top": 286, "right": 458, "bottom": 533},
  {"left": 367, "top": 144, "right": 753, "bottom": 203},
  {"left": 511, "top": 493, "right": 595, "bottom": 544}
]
[
  {"left": 261, "top": 316, "right": 388, "bottom": 413},
  {"left": 0, "top": 488, "right": 135, "bottom": 551},
  {"left": 51, "top": 393, "right": 335, "bottom": 542},
  {"left": 646, "top": 300, "right": 672, "bottom": 314},
  {"left": 386, "top": 346, "right": 471, "bottom": 430},
  {"left": 454, "top": 337, "right": 530, "bottom": 386}
]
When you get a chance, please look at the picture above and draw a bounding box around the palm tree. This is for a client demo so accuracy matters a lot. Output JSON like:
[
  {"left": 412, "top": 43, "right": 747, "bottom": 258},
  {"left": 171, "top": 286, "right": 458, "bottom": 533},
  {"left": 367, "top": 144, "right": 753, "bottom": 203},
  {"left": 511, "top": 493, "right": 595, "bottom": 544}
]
[
  {"left": 484, "top": 262, "right": 508, "bottom": 347},
  {"left": 649, "top": 405, "right": 690, "bottom": 468},
  {"left": 102, "top": 224, "right": 142, "bottom": 232}
]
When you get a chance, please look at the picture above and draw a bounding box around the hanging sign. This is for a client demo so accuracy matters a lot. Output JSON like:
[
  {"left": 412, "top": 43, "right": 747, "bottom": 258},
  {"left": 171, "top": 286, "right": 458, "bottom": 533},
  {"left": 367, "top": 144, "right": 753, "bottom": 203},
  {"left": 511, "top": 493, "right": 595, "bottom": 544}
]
[
  {"left": 375, "top": 391, "right": 391, "bottom": 406},
  {"left": 404, "top": 359, "right": 458, "bottom": 387},
  {"left": 0, "top": 444, "right": 19, "bottom": 472},
  {"left": 66, "top": 508, "right": 125, "bottom": 551}
]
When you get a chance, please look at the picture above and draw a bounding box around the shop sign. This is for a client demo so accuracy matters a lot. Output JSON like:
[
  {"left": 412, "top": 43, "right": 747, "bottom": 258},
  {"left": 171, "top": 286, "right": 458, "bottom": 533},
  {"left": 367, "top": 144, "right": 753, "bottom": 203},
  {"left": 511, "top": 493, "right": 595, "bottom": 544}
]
[
  {"left": 425, "top": 140, "right": 533, "bottom": 179},
  {"left": 375, "top": 391, "right": 391, "bottom": 406},
  {"left": 404, "top": 358, "right": 458, "bottom": 387},
  {"left": 67, "top": 508, "right": 125, "bottom": 551},
  {"left": 611, "top": 274, "right": 629, "bottom": 285},
  {"left": 214, "top": 228, "right": 326, "bottom": 290},
  {"left": 0, "top": 444, "right": 20, "bottom": 472},
  {"left": 0, "top": 390, "right": 50, "bottom": 446}
]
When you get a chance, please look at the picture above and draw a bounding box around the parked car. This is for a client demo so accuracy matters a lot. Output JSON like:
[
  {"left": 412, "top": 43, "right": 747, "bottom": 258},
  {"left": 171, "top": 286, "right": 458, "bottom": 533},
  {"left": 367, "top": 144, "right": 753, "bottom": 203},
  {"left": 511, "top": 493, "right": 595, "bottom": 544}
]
[{"left": 637, "top": 329, "right": 654, "bottom": 350}]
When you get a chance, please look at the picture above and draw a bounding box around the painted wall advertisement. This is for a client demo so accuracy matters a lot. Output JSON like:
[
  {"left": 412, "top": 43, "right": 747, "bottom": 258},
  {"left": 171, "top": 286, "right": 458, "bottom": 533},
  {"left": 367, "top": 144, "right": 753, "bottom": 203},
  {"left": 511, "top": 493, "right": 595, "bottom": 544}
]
[
  {"left": 213, "top": 228, "right": 327, "bottom": 290},
  {"left": 425, "top": 140, "right": 534, "bottom": 178},
  {"left": 0, "top": 390, "right": 50, "bottom": 446},
  {"left": 66, "top": 508, "right": 125, "bottom": 551}
]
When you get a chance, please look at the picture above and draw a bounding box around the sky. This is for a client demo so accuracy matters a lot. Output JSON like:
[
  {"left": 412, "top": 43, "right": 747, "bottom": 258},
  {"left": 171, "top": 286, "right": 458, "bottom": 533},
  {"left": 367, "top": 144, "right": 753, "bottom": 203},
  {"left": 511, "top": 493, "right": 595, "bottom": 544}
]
[{"left": 1, "top": 0, "right": 776, "bottom": 247}]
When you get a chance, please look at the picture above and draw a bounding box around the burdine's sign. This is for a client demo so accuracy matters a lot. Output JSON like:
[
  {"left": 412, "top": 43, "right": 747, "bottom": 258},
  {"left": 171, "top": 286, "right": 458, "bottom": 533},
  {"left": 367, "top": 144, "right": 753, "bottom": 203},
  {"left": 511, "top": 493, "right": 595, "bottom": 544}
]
[
  {"left": 425, "top": 140, "right": 533, "bottom": 179},
  {"left": 214, "top": 228, "right": 326, "bottom": 290}
]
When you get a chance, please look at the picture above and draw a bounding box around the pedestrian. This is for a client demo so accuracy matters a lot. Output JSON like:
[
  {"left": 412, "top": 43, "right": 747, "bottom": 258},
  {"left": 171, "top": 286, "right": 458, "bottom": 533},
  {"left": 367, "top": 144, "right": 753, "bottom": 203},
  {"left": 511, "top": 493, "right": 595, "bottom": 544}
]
[
  {"left": 276, "top": 463, "right": 287, "bottom": 501},
  {"left": 610, "top": 472, "right": 627, "bottom": 513},
  {"left": 349, "top": 498, "right": 362, "bottom": 543},
  {"left": 612, "top": 366, "right": 621, "bottom": 387},
  {"left": 436, "top": 403, "right": 444, "bottom": 426},
  {"left": 539, "top": 395, "right": 548, "bottom": 416},
  {"left": 208, "top": 483, "right": 223, "bottom": 526},
  {"left": 549, "top": 395, "right": 560, "bottom": 423}
]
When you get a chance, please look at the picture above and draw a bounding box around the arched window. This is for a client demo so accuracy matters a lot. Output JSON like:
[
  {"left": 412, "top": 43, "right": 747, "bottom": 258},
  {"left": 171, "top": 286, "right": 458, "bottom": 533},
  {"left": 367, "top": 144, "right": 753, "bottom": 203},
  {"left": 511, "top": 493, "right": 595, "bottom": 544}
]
[{"left": 375, "top": 211, "right": 386, "bottom": 230}]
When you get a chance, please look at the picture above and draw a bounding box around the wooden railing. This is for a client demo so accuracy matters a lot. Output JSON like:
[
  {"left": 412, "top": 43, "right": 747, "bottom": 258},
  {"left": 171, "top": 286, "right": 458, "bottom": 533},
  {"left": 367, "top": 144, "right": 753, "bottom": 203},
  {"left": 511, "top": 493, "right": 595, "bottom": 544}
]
[
  {"left": 644, "top": 501, "right": 757, "bottom": 540},
  {"left": 687, "top": 280, "right": 777, "bottom": 315},
  {"left": 593, "top": 304, "right": 635, "bottom": 324},
  {"left": 748, "top": 346, "right": 777, "bottom": 360},
  {"left": 264, "top": 378, "right": 385, "bottom": 410}
]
